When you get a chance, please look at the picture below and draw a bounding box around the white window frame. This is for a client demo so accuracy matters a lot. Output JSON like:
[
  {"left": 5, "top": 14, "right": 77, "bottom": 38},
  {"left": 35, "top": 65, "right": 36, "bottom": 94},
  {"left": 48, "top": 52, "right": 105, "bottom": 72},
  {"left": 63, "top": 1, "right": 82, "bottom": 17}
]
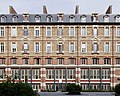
[
  {"left": 23, "top": 43, "right": 28, "bottom": 53},
  {"left": 0, "top": 27, "right": 5, "bottom": 37},
  {"left": 23, "top": 27, "right": 29, "bottom": 36},
  {"left": 81, "top": 42, "right": 87, "bottom": 53},
  {"left": 58, "top": 27, "right": 63, "bottom": 36},
  {"left": 69, "top": 42, "right": 75, "bottom": 53},
  {"left": 104, "top": 42, "right": 110, "bottom": 53},
  {"left": 46, "top": 26, "right": 52, "bottom": 37},
  {"left": 0, "top": 42, "right": 5, "bottom": 53},
  {"left": 11, "top": 27, "right": 17, "bottom": 37},
  {"left": 70, "top": 16, "right": 74, "bottom": 22},
  {"left": 34, "top": 42, "right": 40, "bottom": 53},
  {"left": 104, "top": 16, "right": 109, "bottom": 22},
  {"left": 116, "top": 42, "right": 120, "bottom": 53},
  {"left": 93, "top": 27, "right": 98, "bottom": 37},
  {"left": 69, "top": 26, "right": 75, "bottom": 36},
  {"left": 12, "top": 16, "right": 17, "bottom": 22},
  {"left": 116, "top": 16, "right": 120, "bottom": 22},
  {"left": 116, "top": 27, "right": 120, "bottom": 36},
  {"left": 46, "top": 42, "right": 52, "bottom": 53},
  {"left": 35, "top": 16, "right": 40, "bottom": 22},
  {"left": 104, "top": 26, "right": 110, "bottom": 36},
  {"left": 81, "top": 16, "right": 86, "bottom": 22},
  {"left": 11, "top": 42, "right": 17, "bottom": 53},
  {"left": 34, "top": 27, "right": 40, "bottom": 37},
  {"left": 81, "top": 27, "right": 87, "bottom": 36},
  {"left": 47, "top": 16, "right": 52, "bottom": 22}
]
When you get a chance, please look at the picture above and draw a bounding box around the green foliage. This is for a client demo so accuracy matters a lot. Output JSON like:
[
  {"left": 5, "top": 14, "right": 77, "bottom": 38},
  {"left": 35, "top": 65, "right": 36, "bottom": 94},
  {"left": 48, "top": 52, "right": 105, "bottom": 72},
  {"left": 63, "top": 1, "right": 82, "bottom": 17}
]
[
  {"left": 0, "top": 82, "right": 36, "bottom": 96},
  {"left": 66, "top": 83, "right": 82, "bottom": 94},
  {"left": 115, "top": 83, "right": 120, "bottom": 95}
]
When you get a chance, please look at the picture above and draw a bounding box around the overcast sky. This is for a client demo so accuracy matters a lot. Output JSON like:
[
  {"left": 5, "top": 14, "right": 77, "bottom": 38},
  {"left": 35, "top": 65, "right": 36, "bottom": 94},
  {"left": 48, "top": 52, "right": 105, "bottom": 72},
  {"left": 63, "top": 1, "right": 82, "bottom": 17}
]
[{"left": 0, "top": 0, "right": 120, "bottom": 14}]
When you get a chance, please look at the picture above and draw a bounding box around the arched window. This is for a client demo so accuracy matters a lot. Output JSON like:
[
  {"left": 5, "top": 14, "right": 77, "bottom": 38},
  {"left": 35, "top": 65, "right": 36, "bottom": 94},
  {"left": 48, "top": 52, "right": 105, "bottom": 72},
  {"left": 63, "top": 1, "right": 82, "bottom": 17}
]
[
  {"left": 47, "top": 15, "right": 52, "bottom": 22},
  {"left": 12, "top": 15, "right": 18, "bottom": 22},
  {"left": 1, "top": 16, "right": 6, "bottom": 22},
  {"left": 35, "top": 15, "right": 40, "bottom": 22},
  {"left": 115, "top": 15, "right": 120, "bottom": 22},
  {"left": 69, "top": 15, "right": 75, "bottom": 22},
  {"left": 104, "top": 16, "right": 109, "bottom": 22},
  {"left": 81, "top": 15, "right": 86, "bottom": 22}
]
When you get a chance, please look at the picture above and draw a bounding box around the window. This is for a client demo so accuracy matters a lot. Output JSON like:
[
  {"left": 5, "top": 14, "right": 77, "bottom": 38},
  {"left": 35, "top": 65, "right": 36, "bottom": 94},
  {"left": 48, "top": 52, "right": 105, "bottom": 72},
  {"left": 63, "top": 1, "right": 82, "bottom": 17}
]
[
  {"left": 46, "top": 58, "right": 52, "bottom": 64},
  {"left": 116, "top": 27, "right": 120, "bottom": 36},
  {"left": 104, "top": 27, "right": 109, "bottom": 36},
  {"left": 58, "top": 27, "right": 63, "bottom": 36},
  {"left": 23, "top": 58, "right": 29, "bottom": 64},
  {"left": 58, "top": 16, "right": 63, "bottom": 22},
  {"left": 104, "top": 42, "right": 109, "bottom": 53},
  {"left": 70, "top": 16, "right": 74, "bottom": 22},
  {"left": 116, "top": 58, "right": 120, "bottom": 64},
  {"left": 55, "top": 69, "right": 66, "bottom": 79},
  {"left": 104, "top": 58, "right": 111, "bottom": 65},
  {"left": 92, "top": 16, "right": 97, "bottom": 22},
  {"left": 35, "top": 16, "right": 40, "bottom": 22},
  {"left": 90, "top": 69, "right": 99, "bottom": 79},
  {"left": 58, "top": 58, "right": 64, "bottom": 65},
  {"left": 58, "top": 43, "right": 63, "bottom": 53},
  {"left": 32, "top": 69, "right": 40, "bottom": 79},
  {"left": 93, "top": 43, "right": 98, "bottom": 53},
  {"left": 1, "top": 16, "right": 6, "bottom": 22},
  {"left": 46, "top": 42, "right": 51, "bottom": 53},
  {"left": 34, "top": 27, "right": 40, "bottom": 37},
  {"left": 47, "top": 16, "right": 52, "bottom": 22},
  {"left": 67, "top": 69, "right": 75, "bottom": 79},
  {"left": 93, "top": 58, "right": 99, "bottom": 64},
  {"left": 0, "top": 58, "right": 5, "bottom": 64},
  {"left": 0, "top": 43, "right": 4, "bottom": 53},
  {"left": 34, "top": 42, "right": 40, "bottom": 53},
  {"left": 11, "top": 27, "right": 17, "bottom": 36},
  {"left": 46, "top": 27, "right": 52, "bottom": 36},
  {"left": 23, "top": 27, "right": 28, "bottom": 36},
  {"left": 23, "top": 43, "right": 28, "bottom": 53},
  {"left": 46, "top": 69, "right": 54, "bottom": 79},
  {"left": 81, "top": 27, "right": 87, "bottom": 36},
  {"left": 116, "top": 16, "right": 120, "bottom": 22},
  {"left": 102, "top": 69, "right": 110, "bottom": 79},
  {"left": 34, "top": 58, "right": 40, "bottom": 65},
  {"left": 81, "top": 69, "right": 88, "bottom": 79},
  {"left": 81, "top": 42, "right": 87, "bottom": 53},
  {"left": 23, "top": 15, "right": 29, "bottom": 22},
  {"left": 69, "top": 58, "right": 75, "bottom": 65},
  {"left": 69, "top": 27, "right": 74, "bottom": 36},
  {"left": 0, "top": 27, "right": 4, "bottom": 37},
  {"left": 69, "top": 43, "right": 75, "bottom": 53},
  {"left": 12, "top": 16, "right": 17, "bottom": 22},
  {"left": 104, "top": 16, "right": 109, "bottom": 22},
  {"left": 81, "top": 16, "right": 86, "bottom": 22},
  {"left": 81, "top": 58, "right": 87, "bottom": 64},
  {"left": 11, "top": 58, "right": 17, "bottom": 64},
  {"left": 11, "top": 42, "right": 17, "bottom": 53},
  {"left": 93, "top": 27, "right": 98, "bottom": 37},
  {"left": 117, "top": 42, "right": 120, "bottom": 52}
]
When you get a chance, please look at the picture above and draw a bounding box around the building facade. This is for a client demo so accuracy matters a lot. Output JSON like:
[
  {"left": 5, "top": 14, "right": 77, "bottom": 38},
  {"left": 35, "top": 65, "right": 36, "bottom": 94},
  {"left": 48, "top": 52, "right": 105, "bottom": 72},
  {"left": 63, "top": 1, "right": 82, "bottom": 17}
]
[{"left": 0, "top": 5, "right": 120, "bottom": 91}]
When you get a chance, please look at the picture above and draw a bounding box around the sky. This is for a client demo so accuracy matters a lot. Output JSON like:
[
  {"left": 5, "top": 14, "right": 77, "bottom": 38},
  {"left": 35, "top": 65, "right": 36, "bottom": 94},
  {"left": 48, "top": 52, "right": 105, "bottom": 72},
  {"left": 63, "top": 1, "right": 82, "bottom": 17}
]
[{"left": 0, "top": 0, "right": 120, "bottom": 14}]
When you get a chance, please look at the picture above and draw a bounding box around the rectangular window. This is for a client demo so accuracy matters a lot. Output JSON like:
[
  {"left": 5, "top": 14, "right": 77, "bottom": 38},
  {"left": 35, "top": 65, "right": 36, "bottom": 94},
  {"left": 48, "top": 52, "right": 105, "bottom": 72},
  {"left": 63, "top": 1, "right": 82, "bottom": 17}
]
[
  {"left": 32, "top": 69, "right": 40, "bottom": 79},
  {"left": 46, "top": 27, "right": 52, "bottom": 37},
  {"left": 93, "top": 27, "right": 98, "bottom": 37},
  {"left": 81, "top": 69, "right": 88, "bottom": 79},
  {"left": 104, "top": 58, "right": 111, "bottom": 65},
  {"left": 34, "top": 42, "right": 40, "bottom": 53},
  {"left": 102, "top": 69, "right": 110, "bottom": 79},
  {"left": 104, "top": 27, "right": 109, "bottom": 36},
  {"left": 24, "top": 43, "right": 28, "bottom": 53},
  {"left": 69, "top": 27, "right": 74, "bottom": 36},
  {"left": 0, "top": 43, "right": 4, "bottom": 53},
  {"left": 117, "top": 42, "right": 120, "bottom": 52},
  {"left": 67, "top": 69, "right": 75, "bottom": 79},
  {"left": 93, "top": 43, "right": 98, "bottom": 53},
  {"left": 81, "top": 43, "right": 87, "bottom": 53},
  {"left": 81, "top": 27, "right": 87, "bottom": 36},
  {"left": 0, "top": 27, "right": 4, "bottom": 37},
  {"left": 46, "top": 69, "right": 54, "bottom": 79},
  {"left": 46, "top": 58, "right": 52, "bottom": 64},
  {"left": 81, "top": 17, "right": 86, "bottom": 22},
  {"left": 70, "top": 17, "right": 74, "bottom": 22},
  {"left": 90, "top": 69, "right": 99, "bottom": 79},
  {"left": 116, "top": 27, "right": 120, "bottom": 36},
  {"left": 69, "top": 43, "right": 75, "bottom": 53},
  {"left": 34, "top": 58, "right": 40, "bottom": 65},
  {"left": 58, "top": 27, "right": 63, "bottom": 36},
  {"left": 104, "top": 42, "right": 109, "bottom": 53},
  {"left": 11, "top": 27, "right": 17, "bottom": 36},
  {"left": 58, "top": 58, "right": 64, "bottom": 65},
  {"left": 11, "top": 58, "right": 17, "bottom": 64},
  {"left": 23, "top": 58, "right": 29, "bottom": 64},
  {"left": 34, "top": 27, "right": 40, "bottom": 37},
  {"left": 93, "top": 58, "right": 99, "bottom": 64},
  {"left": 11, "top": 42, "right": 17, "bottom": 53},
  {"left": 23, "top": 27, "right": 28, "bottom": 36},
  {"left": 58, "top": 43, "right": 63, "bottom": 53},
  {"left": 46, "top": 42, "right": 51, "bottom": 53},
  {"left": 104, "top": 17, "right": 109, "bottom": 22},
  {"left": 0, "top": 58, "right": 5, "bottom": 64},
  {"left": 116, "top": 58, "right": 120, "bottom": 64},
  {"left": 69, "top": 58, "right": 75, "bottom": 65},
  {"left": 81, "top": 58, "right": 87, "bottom": 65}
]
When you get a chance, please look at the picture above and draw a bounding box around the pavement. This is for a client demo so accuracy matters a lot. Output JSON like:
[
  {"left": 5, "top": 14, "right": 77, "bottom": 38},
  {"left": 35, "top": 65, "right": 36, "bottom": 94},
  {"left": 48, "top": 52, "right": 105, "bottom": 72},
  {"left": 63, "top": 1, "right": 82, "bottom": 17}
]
[{"left": 38, "top": 91, "right": 115, "bottom": 96}]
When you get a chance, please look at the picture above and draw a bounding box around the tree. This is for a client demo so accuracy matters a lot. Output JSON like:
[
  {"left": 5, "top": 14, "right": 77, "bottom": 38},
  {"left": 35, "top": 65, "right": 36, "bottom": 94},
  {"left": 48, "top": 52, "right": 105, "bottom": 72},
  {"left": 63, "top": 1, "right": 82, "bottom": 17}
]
[{"left": 115, "top": 83, "right": 120, "bottom": 95}]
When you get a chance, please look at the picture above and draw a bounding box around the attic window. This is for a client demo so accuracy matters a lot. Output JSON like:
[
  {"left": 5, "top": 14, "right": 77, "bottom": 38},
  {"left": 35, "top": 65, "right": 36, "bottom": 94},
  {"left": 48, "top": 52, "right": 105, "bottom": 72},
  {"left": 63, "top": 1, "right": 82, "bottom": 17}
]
[
  {"left": 70, "top": 16, "right": 74, "bottom": 22},
  {"left": 115, "top": 16, "right": 120, "bottom": 22},
  {"left": 104, "top": 16, "right": 109, "bottom": 22},
  {"left": 35, "top": 16, "right": 40, "bottom": 22},
  {"left": 1, "top": 16, "right": 6, "bottom": 22},
  {"left": 12, "top": 16, "right": 18, "bottom": 22},
  {"left": 81, "top": 16, "right": 86, "bottom": 22},
  {"left": 47, "top": 16, "right": 52, "bottom": 22}
]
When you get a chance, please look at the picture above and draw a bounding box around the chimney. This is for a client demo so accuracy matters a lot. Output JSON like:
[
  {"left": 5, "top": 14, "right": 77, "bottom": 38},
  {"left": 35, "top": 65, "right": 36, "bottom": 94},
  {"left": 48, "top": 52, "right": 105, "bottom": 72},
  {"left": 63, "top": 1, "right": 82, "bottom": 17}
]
[
  {"left": 75, "top": 5, "right": 79, "bottom": 14},
  {"left": 43, "top": 5, "right": 47, "bottom": 14},
  {"left": 105, "top": 5, "right": 112, "bottom": 14},
  {"left": 9, "top": 6, "right": 17, "bottom": 14}
]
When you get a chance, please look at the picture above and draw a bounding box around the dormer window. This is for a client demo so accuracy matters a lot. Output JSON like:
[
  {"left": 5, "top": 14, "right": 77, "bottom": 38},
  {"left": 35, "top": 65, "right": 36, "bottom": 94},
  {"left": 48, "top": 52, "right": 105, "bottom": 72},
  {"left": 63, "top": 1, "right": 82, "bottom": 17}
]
[
  {"left": 47, "top": 16, "right": 52, "bottom": 22},
  {"left": 115, "top": 16, "right": 120, "bottom": 22},
  {"left": 70, "top": 16, "right": 75, "bottom": 22},
  {"left": 12, "top": 16, "right": 18, "bottom": 22},
  {"left": 35, "top": 15, "right": 40, "bottom": 22},
  {"left": 104, "top": 16, "right": 109, "bottom": 22},
  {"left": 81, "top": 16, "right": 86, "bottom": 22},
  {"left": 1, "top": 16, "right": 6, "bottom": 22},
  {"left": 23, "top": 14, "right": 29, "bottom": 22}
]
